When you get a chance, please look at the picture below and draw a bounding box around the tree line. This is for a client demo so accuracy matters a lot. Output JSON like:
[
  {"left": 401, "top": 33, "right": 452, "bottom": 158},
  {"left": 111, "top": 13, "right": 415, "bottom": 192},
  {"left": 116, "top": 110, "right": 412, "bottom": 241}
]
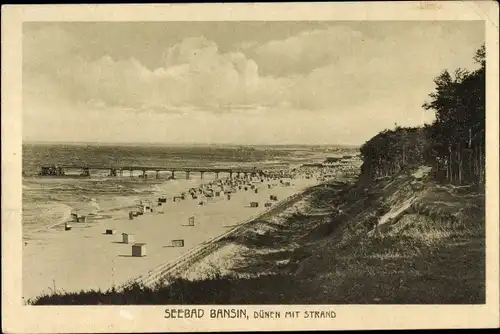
[{"left": 360, "top": 45, "right": 486, "bottom": 185}]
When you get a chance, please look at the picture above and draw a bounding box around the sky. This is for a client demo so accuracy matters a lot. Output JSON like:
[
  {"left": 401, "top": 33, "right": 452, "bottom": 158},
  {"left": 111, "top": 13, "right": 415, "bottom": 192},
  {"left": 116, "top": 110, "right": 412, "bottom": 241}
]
[{"left": 22, "top": 21, "right": 484, "bottom": 145}]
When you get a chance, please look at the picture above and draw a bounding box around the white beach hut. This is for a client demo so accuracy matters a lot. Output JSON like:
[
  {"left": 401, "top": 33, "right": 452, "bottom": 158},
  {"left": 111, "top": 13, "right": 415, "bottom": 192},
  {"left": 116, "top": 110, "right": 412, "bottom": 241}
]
[{"left": 122, "top": 233, "right": 135, "bottom": 244}]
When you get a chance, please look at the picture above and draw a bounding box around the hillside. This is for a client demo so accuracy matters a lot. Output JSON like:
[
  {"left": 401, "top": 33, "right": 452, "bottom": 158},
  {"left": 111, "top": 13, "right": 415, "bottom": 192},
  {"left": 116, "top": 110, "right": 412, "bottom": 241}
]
[{"left": 31, "top": 165, "right": 484, "bottom": 305}]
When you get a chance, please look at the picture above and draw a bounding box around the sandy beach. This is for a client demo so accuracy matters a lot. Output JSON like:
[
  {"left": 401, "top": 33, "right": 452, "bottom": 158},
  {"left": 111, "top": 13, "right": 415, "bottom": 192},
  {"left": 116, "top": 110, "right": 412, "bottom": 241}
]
[{"left": 22, "top": 173, "right": 319, "bottom": 301}]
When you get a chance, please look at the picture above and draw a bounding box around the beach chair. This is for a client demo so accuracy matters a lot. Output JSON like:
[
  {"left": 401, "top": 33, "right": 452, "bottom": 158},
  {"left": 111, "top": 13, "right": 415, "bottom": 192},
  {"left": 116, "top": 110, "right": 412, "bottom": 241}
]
[
  {"left": 132, "top": 243, "right": 147, "bottom": 257},
  {"left": 171, "top": 239, "right": 185, "bottom": 247}
]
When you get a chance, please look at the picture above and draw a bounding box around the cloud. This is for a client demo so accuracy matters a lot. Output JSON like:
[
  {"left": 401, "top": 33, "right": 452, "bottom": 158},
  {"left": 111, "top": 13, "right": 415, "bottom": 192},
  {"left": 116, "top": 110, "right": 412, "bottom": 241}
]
[
  {"left": 250, "top": 26, "right": 364, "bottom": 77},
  {"left": 24, "top": 24, "right": 483, "bottom": 117},
  {"left": 23, "top": 30, "right": 292, "bottom": 114},
  {"left": 23, "top": 23, "right": 484, "bottom": 144},
  {"left": 252, "top": 23, "right": 484, "bottom": 111}
]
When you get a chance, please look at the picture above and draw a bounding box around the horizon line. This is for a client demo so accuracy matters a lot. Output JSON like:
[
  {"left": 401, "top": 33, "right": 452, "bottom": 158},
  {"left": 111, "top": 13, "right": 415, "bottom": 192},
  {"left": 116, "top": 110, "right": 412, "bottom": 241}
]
[{"left": 22, "top": 140, "right": 361, "bottom": 147}]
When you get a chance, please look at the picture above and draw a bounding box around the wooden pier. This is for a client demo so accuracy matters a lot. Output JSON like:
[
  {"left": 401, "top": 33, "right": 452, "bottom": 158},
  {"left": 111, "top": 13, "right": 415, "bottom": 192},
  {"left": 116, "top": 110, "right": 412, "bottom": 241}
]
[{"left": 37, "top": 164, "right": 265, "bottom": 179}]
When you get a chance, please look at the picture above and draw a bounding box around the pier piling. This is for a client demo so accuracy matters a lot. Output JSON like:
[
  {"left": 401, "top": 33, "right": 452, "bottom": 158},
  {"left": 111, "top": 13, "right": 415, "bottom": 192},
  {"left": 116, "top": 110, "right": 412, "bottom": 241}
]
[{"left": 37, "top": 165, "right": 263, "bottom": 180}]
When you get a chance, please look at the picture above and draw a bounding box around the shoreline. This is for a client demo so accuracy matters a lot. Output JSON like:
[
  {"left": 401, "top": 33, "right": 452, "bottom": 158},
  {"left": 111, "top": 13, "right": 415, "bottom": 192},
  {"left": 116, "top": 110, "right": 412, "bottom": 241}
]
[
  {"left": 22, "top": 175, "right": 220, "bottom": 239},
  {"left": 23, "top": 170, "right": 322, "bottom": 301}
]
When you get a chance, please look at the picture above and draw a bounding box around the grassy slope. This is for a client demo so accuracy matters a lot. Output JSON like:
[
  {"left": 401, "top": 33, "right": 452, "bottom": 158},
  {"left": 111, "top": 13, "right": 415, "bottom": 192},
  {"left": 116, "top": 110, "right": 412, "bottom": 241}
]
[
  {"left": 31, "top": 168, "right": 485, "bottom": 305},
  {"left": 292, "top": 170, "right": 485, "bottom": 304}
]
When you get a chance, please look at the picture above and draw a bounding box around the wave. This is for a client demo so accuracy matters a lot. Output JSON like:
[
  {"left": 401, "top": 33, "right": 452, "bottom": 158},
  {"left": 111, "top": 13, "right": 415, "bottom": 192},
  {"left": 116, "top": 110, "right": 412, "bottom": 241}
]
[
  {"left": 23, "top": 202, "right": 75, "bottom": 236},
  {"left": 23, "top": 171, "right": 241, "bottom": 238}
]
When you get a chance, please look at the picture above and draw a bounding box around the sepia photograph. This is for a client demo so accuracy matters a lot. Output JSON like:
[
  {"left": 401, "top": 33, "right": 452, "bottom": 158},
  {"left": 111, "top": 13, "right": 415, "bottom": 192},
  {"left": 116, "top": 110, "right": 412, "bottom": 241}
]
[{"left": 2, "top": 2, "right": 499, "bottom": 332}]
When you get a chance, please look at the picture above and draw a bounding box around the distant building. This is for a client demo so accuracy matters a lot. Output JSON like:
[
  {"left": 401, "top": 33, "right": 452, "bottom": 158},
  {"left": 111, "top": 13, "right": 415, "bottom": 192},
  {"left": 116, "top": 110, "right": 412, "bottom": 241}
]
[
  {"left": 301, "top": 163, "right": 324, "bottom": 168},
  {"left": 324, "top": 157, "right": 342, "bottom": 164}
]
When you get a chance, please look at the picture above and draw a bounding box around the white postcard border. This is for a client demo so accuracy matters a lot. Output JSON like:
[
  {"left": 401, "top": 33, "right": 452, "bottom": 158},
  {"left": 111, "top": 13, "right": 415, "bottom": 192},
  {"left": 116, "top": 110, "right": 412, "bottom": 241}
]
[{"left": 2, "top": 2, "right": 499, "bottom": 332}]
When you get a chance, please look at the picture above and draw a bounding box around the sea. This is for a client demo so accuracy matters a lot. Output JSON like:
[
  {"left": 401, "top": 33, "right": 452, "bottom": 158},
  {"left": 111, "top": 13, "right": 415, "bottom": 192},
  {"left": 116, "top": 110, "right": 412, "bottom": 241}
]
[{"left": 22, "top": 143, "right": 357, "bottom": 239}]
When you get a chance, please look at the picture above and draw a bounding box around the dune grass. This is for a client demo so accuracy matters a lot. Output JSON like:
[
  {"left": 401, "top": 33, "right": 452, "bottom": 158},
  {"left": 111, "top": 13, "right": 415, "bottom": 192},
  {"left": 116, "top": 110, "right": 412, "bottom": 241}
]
[{"left": 30, "top": 171, "right": 485, "bottom": 305}]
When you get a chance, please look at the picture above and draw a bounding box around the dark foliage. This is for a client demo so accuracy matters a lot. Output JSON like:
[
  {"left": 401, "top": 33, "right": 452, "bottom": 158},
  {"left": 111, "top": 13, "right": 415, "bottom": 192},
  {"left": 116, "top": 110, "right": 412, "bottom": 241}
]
[{"left": 360, "top": 45, "right": 486, "bottom": 185}]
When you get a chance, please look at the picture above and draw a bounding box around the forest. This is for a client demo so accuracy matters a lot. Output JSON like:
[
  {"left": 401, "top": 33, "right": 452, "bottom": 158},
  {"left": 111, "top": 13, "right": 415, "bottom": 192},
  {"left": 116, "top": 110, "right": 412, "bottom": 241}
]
[{"left": 360, "top": 45, "right": 486, "bottom": 185}]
